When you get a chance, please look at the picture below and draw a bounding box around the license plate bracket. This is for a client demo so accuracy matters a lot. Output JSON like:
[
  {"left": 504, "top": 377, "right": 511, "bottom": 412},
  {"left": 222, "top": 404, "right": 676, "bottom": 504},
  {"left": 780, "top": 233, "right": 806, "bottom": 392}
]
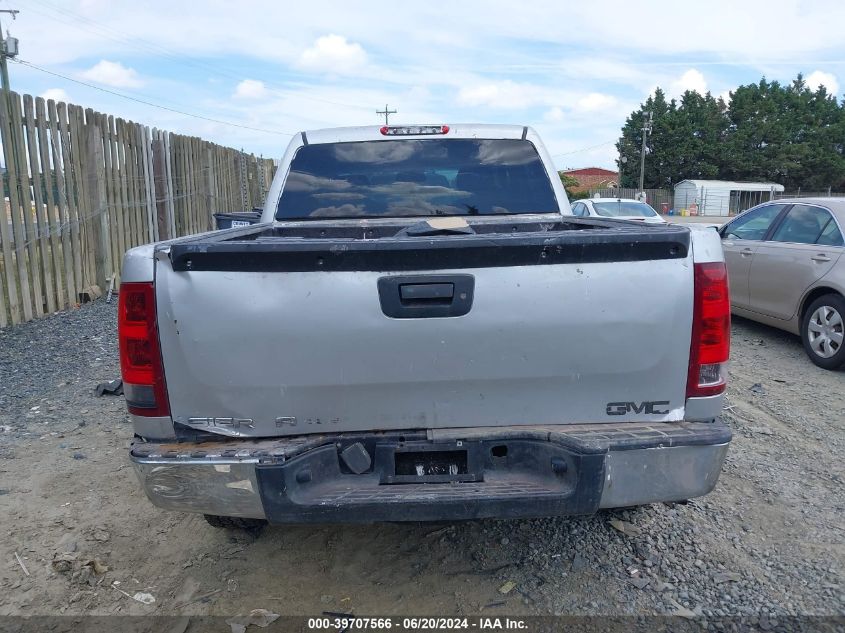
[{"left": 377, "top": 442, "right": 483, "bottom": 484}]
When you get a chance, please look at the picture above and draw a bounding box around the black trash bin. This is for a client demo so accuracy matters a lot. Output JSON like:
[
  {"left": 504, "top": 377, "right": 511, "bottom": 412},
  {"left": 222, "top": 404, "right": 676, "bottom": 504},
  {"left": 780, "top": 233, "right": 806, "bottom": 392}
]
[{"left": 213, "top": 210, "right": 262, "bottom": 230}]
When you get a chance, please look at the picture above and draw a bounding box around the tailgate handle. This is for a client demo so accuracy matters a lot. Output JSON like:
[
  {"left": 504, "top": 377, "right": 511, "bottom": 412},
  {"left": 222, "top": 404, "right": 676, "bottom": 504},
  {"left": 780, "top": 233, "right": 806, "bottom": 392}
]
[
  {"left": 400, "top": 282, "right": 454, "bottom": 302},
  {"left": 378, "top": 275, "right": 474, "bottom": 318}
]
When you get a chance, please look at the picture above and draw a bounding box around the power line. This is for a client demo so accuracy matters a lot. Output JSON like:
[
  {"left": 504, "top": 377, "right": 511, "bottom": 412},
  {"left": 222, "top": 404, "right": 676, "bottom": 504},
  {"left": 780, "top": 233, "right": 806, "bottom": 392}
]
[
  {"left": 550, "top": 140, "right": 616, "bottom": 159},
  {"left": 11, "top": 58, "right": 296, "bottom": 136},
  {"left": 27, "top": 0, "right": 374, "bottom": 113},
  {"left": 12, "top": 56, "right": 626, "bottom": 163}
]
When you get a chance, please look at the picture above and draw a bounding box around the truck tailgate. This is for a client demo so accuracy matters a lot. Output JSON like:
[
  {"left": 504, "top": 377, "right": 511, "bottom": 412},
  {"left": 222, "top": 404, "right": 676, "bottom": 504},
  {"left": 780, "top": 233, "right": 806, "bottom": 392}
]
[{"left": 154, "top": 222, "right": 693, "bottom": 438}]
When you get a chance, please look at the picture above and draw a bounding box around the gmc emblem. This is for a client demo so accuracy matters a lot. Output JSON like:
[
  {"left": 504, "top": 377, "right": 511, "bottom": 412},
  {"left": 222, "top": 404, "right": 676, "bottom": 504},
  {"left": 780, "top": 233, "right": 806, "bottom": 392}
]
[{"left": 606, "top": 401, "right": 671, "bottom": 416}]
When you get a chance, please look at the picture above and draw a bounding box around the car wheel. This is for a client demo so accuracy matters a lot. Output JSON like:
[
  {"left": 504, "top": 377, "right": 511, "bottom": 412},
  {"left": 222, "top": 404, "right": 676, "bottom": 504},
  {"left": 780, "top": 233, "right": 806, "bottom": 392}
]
[{"left": 801, "top": 294, "right": 845, "bottom": 370}]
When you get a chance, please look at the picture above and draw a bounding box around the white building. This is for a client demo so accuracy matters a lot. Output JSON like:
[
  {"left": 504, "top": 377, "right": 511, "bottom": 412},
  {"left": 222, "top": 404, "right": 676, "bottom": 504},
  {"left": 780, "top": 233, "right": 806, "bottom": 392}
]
[{"left": 673, "top": 180, "right": 785, "bottom": 216}]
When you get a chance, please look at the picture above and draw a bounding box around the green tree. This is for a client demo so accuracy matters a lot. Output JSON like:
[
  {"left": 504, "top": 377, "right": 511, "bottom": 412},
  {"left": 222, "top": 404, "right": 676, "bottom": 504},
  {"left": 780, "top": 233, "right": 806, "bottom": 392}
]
[
  {"left": 617, "top": 89, "right": 728, "bottom": 189},
  {"left": 617, "top": 88, "right": 674, "bottom": 188},
  {"left": 616, "top": 74, "right": 845, "bottom": 191},
  {"left": 725, "top": 75, "right": 845, "bottom": 189},
  {"left": 724, "top": 78, "right": 797, "bottom": 185},
  {"left": 669, "top": 91, "right": 726, "bottom": 181}
]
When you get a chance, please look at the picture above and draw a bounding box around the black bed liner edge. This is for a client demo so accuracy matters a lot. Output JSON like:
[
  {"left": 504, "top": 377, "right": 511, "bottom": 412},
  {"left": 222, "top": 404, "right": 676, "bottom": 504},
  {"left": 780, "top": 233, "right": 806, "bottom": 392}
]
[{"left": 167, "top": 222, "right": 690, "bottom": 272}]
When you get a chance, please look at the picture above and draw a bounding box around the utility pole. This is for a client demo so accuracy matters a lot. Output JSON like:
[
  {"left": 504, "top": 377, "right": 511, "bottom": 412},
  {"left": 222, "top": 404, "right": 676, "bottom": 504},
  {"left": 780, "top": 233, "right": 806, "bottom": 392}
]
[
  {"left": 638, "top": 110, "right": 653, "bottom": 195},
  {"left": 0, "top": 8, "right": 19, "bottom": 198},
  {"left": 376, "top": 103, "right": 397, "bottom": 126},
  {"left": 618, "top": 155, "right": 627, "bottom": 193},
  {"left": 0, "top": 8, "right": 19, "bottom": 98}
]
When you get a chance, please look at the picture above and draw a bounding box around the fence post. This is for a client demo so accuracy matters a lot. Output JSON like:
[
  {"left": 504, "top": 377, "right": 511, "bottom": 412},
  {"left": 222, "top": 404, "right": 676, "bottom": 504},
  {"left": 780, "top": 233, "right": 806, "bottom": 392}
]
[
  {"left": 205, "top": 146, "right": 217, "bottom": 221},
  {"left": 141, "top": 126, "right": 157, "bottom": 242},
  {"left": 163, "top": 133, "right": 176, "bottom": 238},
  {"left": 84, "top": 118, "right": 111, "bottom": 292},
  {"left": 258, "top": 154, "right": 266, "bottom": 201},
  {"left": 3, "top": 92, "right": 35, "bottom": 321},
  {"left": 152, "top": 134, "right": 172, "bottom": 241},
  {"left": 0, "top": 164, "right": 17, "bottom": 326},
  {"left": 239, "top": 149, "right": 248, "bottom": 211}
]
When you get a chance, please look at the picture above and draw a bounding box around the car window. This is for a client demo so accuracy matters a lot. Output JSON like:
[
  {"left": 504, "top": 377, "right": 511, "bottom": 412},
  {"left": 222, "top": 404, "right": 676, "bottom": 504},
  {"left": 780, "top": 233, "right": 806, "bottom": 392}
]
[
  {"left": 816, "top": 214, "right": 844, "bottom": 246},
  {"left": 771, "top": 206, "right": 834, "bottom": 245},
  {"left": 571, "top": 203, "right": 586, "bottom": 217},
  {"left": 591, "top": 201, "right": 658, "bottom": 217},
  {"left": 723, "top": 204, "right": 787, "bottom": 240}
]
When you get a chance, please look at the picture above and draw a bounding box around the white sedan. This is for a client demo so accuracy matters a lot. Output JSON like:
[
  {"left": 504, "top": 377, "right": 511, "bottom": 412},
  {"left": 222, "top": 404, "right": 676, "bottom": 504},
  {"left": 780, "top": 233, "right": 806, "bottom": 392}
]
[{"left": 570, "top": 197, "right": 666, "bottom": 223}]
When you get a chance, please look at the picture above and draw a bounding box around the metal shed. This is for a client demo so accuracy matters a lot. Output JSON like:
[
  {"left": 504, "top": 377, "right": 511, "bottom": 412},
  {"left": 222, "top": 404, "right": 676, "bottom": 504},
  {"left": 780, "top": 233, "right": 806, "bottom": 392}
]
[{"left": 673, "top": 180, "right": 785, "bottom": 216}]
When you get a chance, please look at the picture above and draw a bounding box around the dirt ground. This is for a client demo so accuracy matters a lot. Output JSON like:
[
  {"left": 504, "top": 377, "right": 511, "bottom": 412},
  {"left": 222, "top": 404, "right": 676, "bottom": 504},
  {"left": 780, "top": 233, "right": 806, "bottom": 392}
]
[{"left": 0, "top": 301, "right": 842, "bottom": 622}]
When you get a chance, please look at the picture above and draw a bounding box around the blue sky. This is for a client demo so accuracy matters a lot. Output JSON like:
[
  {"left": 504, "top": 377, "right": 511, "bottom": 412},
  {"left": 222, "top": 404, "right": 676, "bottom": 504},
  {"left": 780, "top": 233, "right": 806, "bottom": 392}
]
[{"left": 7, "top": 0, "right": 845, "bottom": 170}]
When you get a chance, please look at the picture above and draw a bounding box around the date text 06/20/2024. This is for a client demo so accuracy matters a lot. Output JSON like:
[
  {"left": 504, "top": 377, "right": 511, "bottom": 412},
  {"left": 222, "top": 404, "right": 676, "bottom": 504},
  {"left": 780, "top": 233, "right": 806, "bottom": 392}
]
[{"left": 307, "top": 617, "right": 528, "bottom": 630}]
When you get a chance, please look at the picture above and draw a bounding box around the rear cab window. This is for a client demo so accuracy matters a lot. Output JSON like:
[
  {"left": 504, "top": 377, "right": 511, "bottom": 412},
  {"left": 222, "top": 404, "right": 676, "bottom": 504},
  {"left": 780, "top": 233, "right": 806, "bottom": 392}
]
[{"left": 276, "top": 138, "right": 560, "bottom": 219}]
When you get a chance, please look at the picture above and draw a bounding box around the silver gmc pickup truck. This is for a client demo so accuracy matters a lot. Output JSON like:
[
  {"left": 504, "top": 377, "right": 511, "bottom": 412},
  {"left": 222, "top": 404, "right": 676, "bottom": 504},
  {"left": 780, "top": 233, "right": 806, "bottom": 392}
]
[{"left": 120, "top": 124, "right": 731, "bottom": 529}]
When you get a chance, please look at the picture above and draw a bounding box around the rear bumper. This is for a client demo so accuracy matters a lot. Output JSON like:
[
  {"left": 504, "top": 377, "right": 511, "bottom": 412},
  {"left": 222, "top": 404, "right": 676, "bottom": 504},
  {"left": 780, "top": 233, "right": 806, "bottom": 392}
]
[{"left": 130, "top": 421, "right": 731, "bottom": 523}]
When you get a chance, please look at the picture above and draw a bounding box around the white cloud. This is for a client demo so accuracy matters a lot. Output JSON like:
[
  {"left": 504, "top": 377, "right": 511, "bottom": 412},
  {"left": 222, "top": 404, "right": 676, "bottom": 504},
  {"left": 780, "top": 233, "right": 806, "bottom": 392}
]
[
  {"left": 14, "top": 2, "right": 845, "bottom": 73},
  {"left": 234, "top": 79, "right": 267, "bottom": 99},
  {"left": 80, "top": 60, "right": 143, "bottom": 88},
  {"left": 40, "top": 88, "right": 70, "bottom": 103},
  {"left": 575, "top": 93, "right": 617, "bottom": 112},
  {"left": 457, "top": 80, "right": 566, "bottom": 110},
  {"left": 13, "top": 2, "right": 845, "bottom": 170},
  {"left": 805, "top": 70, "right": 839, "bottom": 96},
  {"left": 297, "top": 34, "right": 367, "bottom": 74},
  {"left": 544, "top": 107, "right": 564, "bottom": 122},
  {"left": 458, "top": 81, "right": 527, "bottom": 109},
  {"left": 459, "top": 82, "right": 624, "bottom": 124},
  {"left": 669, "top": 69, "right": 708, "bottom": 97}
]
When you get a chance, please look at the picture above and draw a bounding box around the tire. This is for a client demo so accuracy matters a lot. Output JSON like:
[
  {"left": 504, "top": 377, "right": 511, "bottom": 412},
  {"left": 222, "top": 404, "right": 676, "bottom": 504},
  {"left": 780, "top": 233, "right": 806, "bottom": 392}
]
[
  {"left": 203, "top": 514, "right": 268, "bottom": 532},
  {"left": 801, "top": 293, "right": 845, "bottom": 370}
]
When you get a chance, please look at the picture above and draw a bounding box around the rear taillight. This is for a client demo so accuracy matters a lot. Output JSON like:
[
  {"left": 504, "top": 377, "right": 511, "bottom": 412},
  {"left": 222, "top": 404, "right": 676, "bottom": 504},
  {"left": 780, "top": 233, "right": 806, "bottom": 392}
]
[
  {"left": 118, "top": 282, "right": 170, "bottom": 417},
  {"left": 687, "top": 262, "right": 730, "bottom": 398}
]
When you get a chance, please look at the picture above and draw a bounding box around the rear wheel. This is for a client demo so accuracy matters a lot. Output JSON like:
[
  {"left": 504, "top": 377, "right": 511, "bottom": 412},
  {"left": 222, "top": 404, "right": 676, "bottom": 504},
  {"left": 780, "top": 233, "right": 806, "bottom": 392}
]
[
  {"left": 203, "top": 515, "right": 267, "bottom": 532},
  {"left": 802, "top": 294, "right": 845, "bottom": 370}
]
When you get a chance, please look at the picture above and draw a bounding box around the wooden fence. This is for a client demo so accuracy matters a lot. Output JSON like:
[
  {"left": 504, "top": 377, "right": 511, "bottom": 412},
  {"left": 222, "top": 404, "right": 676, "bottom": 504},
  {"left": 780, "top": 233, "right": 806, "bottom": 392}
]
[
  {"left": 775, "top": 190, "right": 844, "bottom": 200},
  {"left": 587, "top": 187, "right": 674, "bottom": 211},
  {"left": 0, "top": 91, "right": 276, "bottom": 328}
]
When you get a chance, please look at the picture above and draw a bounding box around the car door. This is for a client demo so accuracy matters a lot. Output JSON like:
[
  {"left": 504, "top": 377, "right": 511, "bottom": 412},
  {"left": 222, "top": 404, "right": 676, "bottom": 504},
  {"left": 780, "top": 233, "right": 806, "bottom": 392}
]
[
  {"left": 720, "top": 204, "right": 789, "bottom": 309},
  {"left": 748, "top": 204, "right": 844, "bottom": 320}
]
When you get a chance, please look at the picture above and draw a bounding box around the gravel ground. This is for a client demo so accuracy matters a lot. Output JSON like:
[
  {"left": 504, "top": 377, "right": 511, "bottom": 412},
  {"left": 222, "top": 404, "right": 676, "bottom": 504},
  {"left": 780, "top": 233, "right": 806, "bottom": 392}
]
[{"left": 0, "top": 300, "right": 842, "bottom": 627}]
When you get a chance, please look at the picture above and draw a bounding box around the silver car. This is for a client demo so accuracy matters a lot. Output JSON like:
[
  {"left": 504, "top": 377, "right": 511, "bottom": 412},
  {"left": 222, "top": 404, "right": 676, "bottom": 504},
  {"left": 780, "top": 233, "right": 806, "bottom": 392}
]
[{"left": 719, "top": 198, "right": 845, "bottom": 369}]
